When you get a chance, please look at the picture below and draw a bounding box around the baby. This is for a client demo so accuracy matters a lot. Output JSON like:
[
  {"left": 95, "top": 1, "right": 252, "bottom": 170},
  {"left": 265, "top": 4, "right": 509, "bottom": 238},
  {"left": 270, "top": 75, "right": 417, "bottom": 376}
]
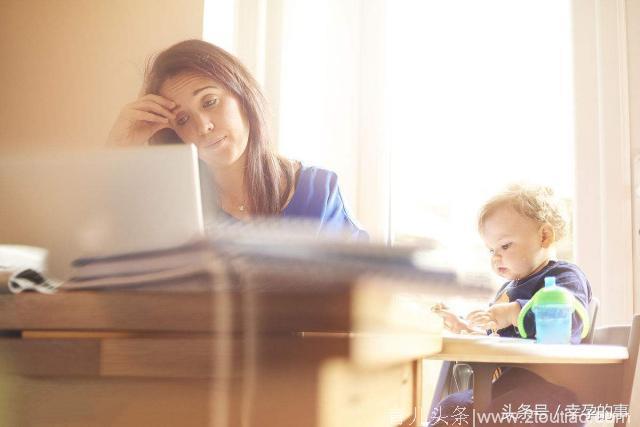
[
  {"left": 429, "top": 184, "right": 591, "bottom": 427},
  {"left": 434, "top": 184, "right": 591, "bottom": 342}
]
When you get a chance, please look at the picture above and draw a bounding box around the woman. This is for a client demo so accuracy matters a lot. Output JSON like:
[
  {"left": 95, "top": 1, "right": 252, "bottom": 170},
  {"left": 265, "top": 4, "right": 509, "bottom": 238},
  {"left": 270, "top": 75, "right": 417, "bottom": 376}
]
[{"left": 107, "top": 39, "right": 367, "bottom": 239}]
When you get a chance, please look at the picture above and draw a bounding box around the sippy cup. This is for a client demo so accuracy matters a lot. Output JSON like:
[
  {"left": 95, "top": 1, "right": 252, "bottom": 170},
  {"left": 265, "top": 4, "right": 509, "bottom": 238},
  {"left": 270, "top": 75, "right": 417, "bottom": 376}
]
[{"left": 517, "top": 276, "right": 590, "bottom": 344}]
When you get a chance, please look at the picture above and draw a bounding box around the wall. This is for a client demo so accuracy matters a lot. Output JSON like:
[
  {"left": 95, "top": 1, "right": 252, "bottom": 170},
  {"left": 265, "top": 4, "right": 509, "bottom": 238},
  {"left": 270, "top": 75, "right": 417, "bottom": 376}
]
[
  {"left": 628, "top": 0, "right": 640, "bottom": 419},
  {"left": 628, "top": 0, "right": 640, "bottom": 315},
  {"left": 0, "top": 0, "right": 203, "bottom": 149}
]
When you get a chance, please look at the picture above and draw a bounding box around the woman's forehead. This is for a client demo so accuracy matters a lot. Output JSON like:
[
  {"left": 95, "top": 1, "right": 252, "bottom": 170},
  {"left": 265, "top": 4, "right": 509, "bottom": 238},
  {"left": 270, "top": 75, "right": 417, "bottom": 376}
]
[{"left": 159, "top": 72, "right": 223, "bottom": 98}]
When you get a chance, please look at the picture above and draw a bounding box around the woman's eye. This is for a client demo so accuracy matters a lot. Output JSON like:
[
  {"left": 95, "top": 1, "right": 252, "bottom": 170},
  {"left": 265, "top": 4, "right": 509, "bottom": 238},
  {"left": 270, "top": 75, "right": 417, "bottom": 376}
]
[
  {"left": 203, "top": 98, "right": 219, "bottom": 108},
  {"left": 176, "top": 115, "right": 189, "bottom": 126},
  {"left": 501, "top": 243, "right": 512, "bottom": 251},
  {"left": 488, "top": 249, "right": 495, "bottom": 255}
]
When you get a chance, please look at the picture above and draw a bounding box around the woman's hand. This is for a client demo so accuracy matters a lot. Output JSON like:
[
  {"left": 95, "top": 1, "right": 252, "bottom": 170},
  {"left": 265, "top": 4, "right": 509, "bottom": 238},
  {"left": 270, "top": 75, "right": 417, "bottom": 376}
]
[
  {"left": 466, "top": 301, "right": 521, "bottom": 332},
  {"left": 107, "top": 94, "right": 176, "bottom": 146}
]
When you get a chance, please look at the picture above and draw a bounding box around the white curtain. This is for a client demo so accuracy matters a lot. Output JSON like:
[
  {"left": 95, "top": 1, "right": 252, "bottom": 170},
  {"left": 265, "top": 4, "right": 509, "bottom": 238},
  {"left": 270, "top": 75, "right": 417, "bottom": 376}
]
[
  {"left": 572, "top": 0, "right": 636, "bottom": 325},
  {"left": 225, "top": 0, "right": 390, "bottom": 241}
]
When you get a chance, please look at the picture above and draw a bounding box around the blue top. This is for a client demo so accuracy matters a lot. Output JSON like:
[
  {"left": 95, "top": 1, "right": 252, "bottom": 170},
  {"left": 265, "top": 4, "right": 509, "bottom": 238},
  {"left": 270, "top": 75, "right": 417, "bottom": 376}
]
[
  {"left": 493, "top": 260, "right": 592, "bottom": 344},
  {"left": 208, "top": 164, "right": 368, "bottom": 241},
  {"left": 282, "top": 165, "right": 368, "bottom": 240}
]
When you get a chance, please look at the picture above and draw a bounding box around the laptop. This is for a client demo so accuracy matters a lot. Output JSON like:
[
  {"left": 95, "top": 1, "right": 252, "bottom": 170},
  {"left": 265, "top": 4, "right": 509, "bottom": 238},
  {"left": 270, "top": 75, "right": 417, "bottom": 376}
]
[{"left": 0, "top": 145, "right": 205, "bottom": 280}]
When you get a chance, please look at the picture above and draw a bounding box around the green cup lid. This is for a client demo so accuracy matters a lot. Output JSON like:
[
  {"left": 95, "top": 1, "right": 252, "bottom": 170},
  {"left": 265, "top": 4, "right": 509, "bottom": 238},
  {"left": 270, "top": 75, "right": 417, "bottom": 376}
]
[{"left": 533, "top": 277, "right": 575, "bottom": 306}]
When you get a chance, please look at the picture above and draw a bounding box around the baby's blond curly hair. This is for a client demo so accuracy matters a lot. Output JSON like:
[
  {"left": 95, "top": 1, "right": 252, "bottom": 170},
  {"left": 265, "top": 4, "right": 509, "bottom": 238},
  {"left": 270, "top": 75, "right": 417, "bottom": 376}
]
[{"left": 478, "top": 184, "right": 567, "bottom": 241}]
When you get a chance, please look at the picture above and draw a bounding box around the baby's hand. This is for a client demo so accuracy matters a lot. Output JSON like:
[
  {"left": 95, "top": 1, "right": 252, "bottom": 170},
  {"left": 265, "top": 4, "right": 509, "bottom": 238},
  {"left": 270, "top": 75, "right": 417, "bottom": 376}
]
[
  {"left": 431, "top": 303, "right": 482, "bottom": 334},
  {"left": 466, "top": 302, "right": 521, "bottom": 333}
]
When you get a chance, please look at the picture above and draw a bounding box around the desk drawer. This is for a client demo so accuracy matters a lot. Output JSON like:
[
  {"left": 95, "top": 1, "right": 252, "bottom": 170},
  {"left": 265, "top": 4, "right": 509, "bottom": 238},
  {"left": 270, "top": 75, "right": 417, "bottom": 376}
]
[{"left": 318, "top": 360, "right": 417, "bottom": 427}]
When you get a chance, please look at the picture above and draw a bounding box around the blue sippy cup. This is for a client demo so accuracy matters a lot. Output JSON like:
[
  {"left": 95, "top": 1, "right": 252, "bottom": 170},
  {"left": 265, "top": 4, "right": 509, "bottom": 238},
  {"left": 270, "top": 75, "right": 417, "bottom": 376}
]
[{"left": 517, "top": 277, "right": 590, "bottom": 344}]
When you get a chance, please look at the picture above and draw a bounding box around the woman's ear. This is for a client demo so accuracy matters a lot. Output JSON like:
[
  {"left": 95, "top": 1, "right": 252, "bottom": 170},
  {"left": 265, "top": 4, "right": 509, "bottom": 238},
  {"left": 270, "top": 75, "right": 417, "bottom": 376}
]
[{"left": 539, "top": 223, "right": 555, "bottom": 248}]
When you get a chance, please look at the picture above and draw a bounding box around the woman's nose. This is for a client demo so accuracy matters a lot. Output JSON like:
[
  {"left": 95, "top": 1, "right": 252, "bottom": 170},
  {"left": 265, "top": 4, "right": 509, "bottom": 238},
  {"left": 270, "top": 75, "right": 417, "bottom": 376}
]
[{"left": 195, "top": 115, "right": 214, "bottom": 135}]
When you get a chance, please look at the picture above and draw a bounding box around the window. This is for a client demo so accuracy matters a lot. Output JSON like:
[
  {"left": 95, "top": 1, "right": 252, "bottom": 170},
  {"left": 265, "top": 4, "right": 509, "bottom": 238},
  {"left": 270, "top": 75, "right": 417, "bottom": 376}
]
[{"left": 385, "top": 0, "right": 575, "bottom": 286}]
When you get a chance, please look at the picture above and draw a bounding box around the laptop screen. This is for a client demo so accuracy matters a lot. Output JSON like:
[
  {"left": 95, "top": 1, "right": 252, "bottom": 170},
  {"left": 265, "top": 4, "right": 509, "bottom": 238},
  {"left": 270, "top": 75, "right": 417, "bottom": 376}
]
[{"left": 0, "top": 145, "right": 205, "bottom": 280}]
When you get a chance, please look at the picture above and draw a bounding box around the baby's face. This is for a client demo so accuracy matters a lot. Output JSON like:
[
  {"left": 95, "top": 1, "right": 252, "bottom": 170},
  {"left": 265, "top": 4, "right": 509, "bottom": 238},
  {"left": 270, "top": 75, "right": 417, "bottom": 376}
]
[{"left": 480, "top": 205, "right": 549, "bottom": 281}]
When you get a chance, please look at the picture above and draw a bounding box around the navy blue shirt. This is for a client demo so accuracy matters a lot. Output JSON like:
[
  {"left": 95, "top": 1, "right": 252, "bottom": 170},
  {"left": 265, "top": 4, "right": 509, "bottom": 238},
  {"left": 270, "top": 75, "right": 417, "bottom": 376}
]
[{"left": 493, "top": 260, "right": 592, "bottom": 344}]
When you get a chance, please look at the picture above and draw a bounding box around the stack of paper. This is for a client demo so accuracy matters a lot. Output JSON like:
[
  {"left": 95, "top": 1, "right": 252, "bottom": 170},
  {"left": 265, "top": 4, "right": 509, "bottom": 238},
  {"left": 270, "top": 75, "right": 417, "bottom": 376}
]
[
  {"left": 64, "top": 240, "right": 218, "bottom": 290},
  {"left": 60, "top": 219, "right": 465, "bottom": 292}
]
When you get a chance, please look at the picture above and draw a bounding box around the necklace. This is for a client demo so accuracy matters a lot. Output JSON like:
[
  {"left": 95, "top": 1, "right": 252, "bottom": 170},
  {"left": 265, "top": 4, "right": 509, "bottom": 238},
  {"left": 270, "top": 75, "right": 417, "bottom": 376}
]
[
  {"left": 216, "top": 190, "right": 247, "bottom": 213},
  {"left": 224, "top": 199, "right": 246, "bottom": 213},
  {"left": 215, "top": 183, "right": 247, "bottom": 214},
  {"left": 225, "top": 199, "right": 247, "bottom": 213}
]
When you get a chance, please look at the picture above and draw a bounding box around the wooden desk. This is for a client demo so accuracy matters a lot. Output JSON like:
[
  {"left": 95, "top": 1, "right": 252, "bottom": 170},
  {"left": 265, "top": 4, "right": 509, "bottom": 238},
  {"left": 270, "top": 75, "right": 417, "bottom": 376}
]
[
  {"left": 0, "top": 272, "right": 481, "bottom": 427},
  {"left": 427, "top": 334, "right": 629, "bottom": 411}
]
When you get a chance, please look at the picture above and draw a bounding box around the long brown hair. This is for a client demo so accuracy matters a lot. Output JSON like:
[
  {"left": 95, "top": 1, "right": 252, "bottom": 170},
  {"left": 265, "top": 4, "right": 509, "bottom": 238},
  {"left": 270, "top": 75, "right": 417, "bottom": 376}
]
[{"left": 145, "top": 39, "right": 294, "bottom": 215}]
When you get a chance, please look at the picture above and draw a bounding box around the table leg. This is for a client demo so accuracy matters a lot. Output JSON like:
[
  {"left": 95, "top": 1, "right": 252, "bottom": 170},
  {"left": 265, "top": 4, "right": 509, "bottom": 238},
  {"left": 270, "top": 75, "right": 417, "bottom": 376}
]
[{"left": 470, "top": 363, "right": 496, "bottom": 413}]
